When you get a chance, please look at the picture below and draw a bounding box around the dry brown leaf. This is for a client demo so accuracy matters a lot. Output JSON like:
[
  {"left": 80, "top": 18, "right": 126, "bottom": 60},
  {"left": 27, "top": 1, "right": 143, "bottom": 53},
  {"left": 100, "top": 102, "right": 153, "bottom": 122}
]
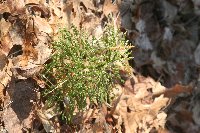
[
  {"left": 0, "top": 3, "right": 10, "bottom": 13},
  {"left": 112, "top": 84, "right": 123, "bottom": 97},
  {"left": 153, "top": 84, "right": 193, "bottom": 98},
  {"left": 0, "top": 35, "right": 13, "bottom": 56},
  {"left": 0, "top": 18, "right": 11, "bottom": 36},
  {"left": 61, "top": 0, "right": 74, "bottom": 28},
  {"left": 165, "top": 84, "right": 193, "bottom": 97},
  {"left": 34, "top": 16, "right": 53, "bottom": 34},
  {"left": 20, "top": 43, "right": 38, "bottom": 66},
  {"left": 65, "top": 0, "right": 81, "bottom": 28},
  {"left": 0, "top": 51, "right": 8, "bottom": 70},
  {"left": 0, "top": 54, "right": 12, "bottom": 101},
  {"left": 34, "top": 32, "right": 52, "bottom": 64},
  {"left": 11, "top": 22, "right": 51, "bottom": 78},
  {"left": 151, "top": 95, "right": 169, "bottom": 113},
  {"left": 83, "top": 108, "right": 94, "bottom": 123},
  {"left": 6, "top": 0, "right": 26, "bottom": 14},
  {"left": 0, "top": 18, "right": 13, "bottom": 56},
  {"left": 155, "top": 112, "right": 167, "bottom": 128},
  {"left": 133, "top": 76, "right": 166, "bottom": 99},
  {"left": 80, "top": 0, "right": 96, "bottom": 12},
  {"left": 25, "top": 3, "right": 50, "bottom": 18},
  {"left": 103, "top": 0, "right": 119, "bottom": 17}
]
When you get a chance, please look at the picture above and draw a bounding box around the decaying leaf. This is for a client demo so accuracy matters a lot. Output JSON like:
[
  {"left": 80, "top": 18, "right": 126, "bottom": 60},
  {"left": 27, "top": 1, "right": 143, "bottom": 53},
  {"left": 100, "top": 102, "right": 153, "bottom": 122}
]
[
  {"left": 111, "top": 76, "right": 169, "bottom": 132},
  {"left": 0, "top": 52, "right": 12, "bottom": 101}
]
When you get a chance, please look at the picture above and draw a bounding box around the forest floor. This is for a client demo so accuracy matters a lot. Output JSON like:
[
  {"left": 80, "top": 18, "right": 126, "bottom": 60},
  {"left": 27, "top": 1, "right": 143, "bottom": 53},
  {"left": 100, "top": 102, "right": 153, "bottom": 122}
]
[{"left": 1, "top": 0, "right": 200, "bottom": 133}]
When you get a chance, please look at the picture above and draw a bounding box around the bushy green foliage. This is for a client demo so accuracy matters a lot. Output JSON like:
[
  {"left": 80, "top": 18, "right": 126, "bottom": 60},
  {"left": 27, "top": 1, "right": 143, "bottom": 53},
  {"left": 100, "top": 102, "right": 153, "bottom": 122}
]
[{"left": 42, "top": 25, "right": 131, "bottom": 122}]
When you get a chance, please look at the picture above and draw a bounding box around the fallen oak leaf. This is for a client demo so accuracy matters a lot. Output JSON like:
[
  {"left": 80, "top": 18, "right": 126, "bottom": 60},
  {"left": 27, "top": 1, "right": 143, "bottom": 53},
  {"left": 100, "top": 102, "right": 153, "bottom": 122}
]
[{"left": 153, "top": 83, "right": 194, "bottom": 98}]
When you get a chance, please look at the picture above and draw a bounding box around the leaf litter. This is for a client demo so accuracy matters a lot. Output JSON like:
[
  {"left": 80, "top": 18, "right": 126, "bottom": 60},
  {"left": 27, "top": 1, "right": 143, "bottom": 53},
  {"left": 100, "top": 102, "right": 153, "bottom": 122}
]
[{"left": 0, "top": 0, "right": 200, "bottom": 132}]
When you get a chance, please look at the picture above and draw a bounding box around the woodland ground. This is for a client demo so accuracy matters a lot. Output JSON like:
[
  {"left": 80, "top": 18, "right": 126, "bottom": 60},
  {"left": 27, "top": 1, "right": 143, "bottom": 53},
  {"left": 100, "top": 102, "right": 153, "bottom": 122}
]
[{"left": 1, "top": 0, "right": 200, "bottom": 133}]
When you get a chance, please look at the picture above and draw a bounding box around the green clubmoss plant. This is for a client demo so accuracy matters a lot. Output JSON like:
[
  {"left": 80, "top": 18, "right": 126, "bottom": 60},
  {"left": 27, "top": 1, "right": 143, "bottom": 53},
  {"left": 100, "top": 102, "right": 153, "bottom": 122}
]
[{"left": 41, "top": 25, "right": 132, "bottom": 123}]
